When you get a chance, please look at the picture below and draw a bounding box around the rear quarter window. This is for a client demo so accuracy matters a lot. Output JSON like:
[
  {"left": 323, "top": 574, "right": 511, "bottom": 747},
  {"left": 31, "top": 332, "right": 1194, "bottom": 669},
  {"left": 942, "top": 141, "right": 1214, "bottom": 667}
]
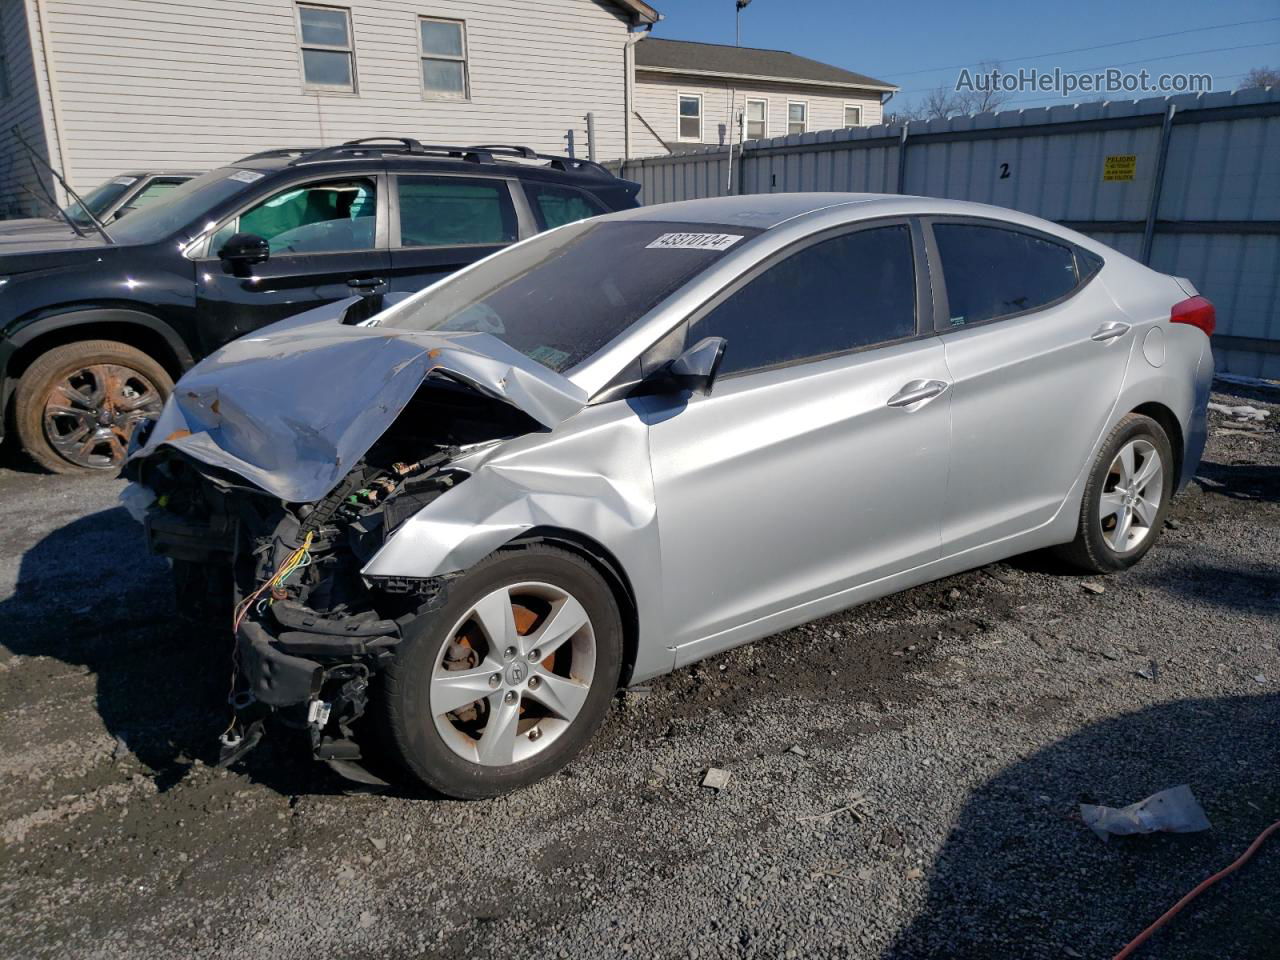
[
  {"left": 525, "top": 183, "right": 608, "bottom": 230},
  {"left": 933, "top": 222, "right": 1080, "bottom": 327}
]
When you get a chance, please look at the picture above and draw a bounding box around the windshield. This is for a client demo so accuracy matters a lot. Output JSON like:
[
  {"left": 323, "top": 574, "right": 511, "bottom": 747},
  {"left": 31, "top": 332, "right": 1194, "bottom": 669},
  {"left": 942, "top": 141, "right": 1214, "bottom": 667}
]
[
  {"left": 107, "top": 168, "right": 262, "bottom": 245},
  {"left": 383, "top": 219, "right": 760, "bottom": 373},
  {"left": 62, "top": 176, "right": 136, "bottom": 225}
]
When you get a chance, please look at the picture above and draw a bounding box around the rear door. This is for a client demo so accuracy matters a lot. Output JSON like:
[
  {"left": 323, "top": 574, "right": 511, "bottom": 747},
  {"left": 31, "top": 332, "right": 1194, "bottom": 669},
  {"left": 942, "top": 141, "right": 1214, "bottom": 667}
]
[
  {"left": 926, "top": 218, "right": 1130, "bottom": 554},
  {"left": 643, "top": 220, "right": 951, "bottom": 657},
  {"left": 192, "top": 173, "right": 390, "bottom": 352},
  {"left": 386, "top": 174, "right": 521, "bottom": 295}
]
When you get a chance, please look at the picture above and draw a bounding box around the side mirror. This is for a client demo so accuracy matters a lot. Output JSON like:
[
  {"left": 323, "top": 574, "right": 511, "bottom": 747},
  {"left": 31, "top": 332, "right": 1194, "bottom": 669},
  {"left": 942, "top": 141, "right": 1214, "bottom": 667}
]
[
  {"left": 217, "top": 232, "right": 270, "bottom": 269},
  {"left": 659, "top": 336, "right": 727, "bottom": 395}
]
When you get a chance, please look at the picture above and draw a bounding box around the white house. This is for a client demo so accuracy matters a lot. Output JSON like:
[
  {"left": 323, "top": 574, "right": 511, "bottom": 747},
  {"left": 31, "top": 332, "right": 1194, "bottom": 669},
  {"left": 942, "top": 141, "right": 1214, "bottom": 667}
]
[
  {"left": 632, "top": 37, "right": 896, "bottom": 153},
  {"left": 0, "top": 0, "right": 659, "bottom": 216}
]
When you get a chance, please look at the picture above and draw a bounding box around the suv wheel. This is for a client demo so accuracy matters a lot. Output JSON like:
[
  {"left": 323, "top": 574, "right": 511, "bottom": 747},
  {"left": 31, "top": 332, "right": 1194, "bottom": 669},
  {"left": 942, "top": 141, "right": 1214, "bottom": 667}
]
[
  {"left": 380, "top": 545, "right": 623, "bottom": 798},
  {"left": 15, "top": 339, "right": 172, "bottom": 474}
]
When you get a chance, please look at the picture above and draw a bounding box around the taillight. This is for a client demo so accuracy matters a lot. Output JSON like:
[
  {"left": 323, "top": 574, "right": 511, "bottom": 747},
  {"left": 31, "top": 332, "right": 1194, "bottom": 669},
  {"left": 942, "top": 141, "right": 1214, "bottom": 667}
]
[{"left": 1170, "top": 296, "right": 1215, "bottom": 337}]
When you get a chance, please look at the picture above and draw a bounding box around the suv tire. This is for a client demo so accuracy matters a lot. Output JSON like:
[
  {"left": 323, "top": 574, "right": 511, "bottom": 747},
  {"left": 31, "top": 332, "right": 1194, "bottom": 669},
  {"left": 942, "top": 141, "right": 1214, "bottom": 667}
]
[{"left": 15, "top": 339, "right": 172, "bottom": 474}]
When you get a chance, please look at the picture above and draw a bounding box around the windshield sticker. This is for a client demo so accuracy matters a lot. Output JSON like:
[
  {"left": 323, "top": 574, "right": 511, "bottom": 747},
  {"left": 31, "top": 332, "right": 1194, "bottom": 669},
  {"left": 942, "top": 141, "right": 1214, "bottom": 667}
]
[
  {"left": 645, "top": 232, "right": 744, "bottom": 252},
  {"left": 528, "top": 345, "right": 571, "bottom": 368},
  {"left": 112, "top": 176, "right": 138, "bottom": 186},
  {"left": 229, "top": 169, "right": 265, "bottom": 184}
]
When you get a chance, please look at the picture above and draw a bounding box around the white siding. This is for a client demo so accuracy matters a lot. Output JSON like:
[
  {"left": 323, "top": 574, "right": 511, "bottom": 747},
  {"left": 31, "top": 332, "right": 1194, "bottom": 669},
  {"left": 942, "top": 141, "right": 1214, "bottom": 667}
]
[
  {"left": 0, "top": 0, "right": 57, "bottom": 217},
  {"left": 633, "top": 70, "right": 883, "bottom": 156},
  {"left": 34, "top": 0, "right": 636, "bottom": 192}
]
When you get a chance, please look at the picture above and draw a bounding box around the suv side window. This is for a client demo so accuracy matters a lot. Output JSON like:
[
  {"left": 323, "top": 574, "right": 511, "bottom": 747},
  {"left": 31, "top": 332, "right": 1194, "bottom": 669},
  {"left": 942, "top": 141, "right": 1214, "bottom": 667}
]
[
  {"left": 211, "top": 178, "right": 377, "bottom": 255},
  {"left": 525, "top": 183, "right": 608, "bottom": 230},
  {"left": 933, "top": 222, "right": 1078, "bottom": 327},
  {"left": 689, "top": 224, "right": 917, "bottom": 377},
  {"left": 397, "top": 176, "right": 517, "bottom": 247}
]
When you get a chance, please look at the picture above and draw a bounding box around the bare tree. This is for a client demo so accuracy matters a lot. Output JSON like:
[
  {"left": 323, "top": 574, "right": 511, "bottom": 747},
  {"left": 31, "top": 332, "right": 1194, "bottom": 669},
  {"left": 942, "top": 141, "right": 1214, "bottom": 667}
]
[
  {"left": 888, "top": 60, "right": 1014, "bottom": 125},
  {"left": 953, "top": 61, "right": 1014, "bottom": 115},
  {"left": 1241, "top": 66, "right": 1280, "bottom": 89}
]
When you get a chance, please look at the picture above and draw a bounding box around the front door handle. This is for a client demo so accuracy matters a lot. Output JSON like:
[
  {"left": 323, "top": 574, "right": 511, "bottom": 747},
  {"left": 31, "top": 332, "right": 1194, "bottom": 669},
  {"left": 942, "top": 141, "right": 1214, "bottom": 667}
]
[
  {"left": 1091, "top": 321, "right": 1131, "bottom": 342},
  {"left": 887, "top": 379, "right": 950, "bottom": 408},
  {"left": 348, "top": 277, "right": 384, "bottom": 291}
]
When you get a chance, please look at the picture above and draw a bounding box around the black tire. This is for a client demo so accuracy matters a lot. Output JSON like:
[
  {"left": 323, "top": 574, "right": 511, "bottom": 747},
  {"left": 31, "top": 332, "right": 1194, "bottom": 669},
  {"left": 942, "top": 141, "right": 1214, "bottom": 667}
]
[
  {"left": 15, "top": 339, "right": 172, "bottom": 475},
  {"left": 380, "top": 545, "right": 623, "bottom": 798},
  {"left": 1055, "top": 413, "right": 1174, "bottom": 573}
]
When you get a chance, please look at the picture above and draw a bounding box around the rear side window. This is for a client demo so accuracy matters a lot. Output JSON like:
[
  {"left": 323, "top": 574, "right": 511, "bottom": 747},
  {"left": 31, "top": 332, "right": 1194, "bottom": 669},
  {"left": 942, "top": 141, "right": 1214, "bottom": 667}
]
[
  {"left": 397, "top": 176, "right": 517, "bottom": 247},
  {"left": 933, "top": 223, "right": 1078, "bottom": 326},
  {"left": 689, "top": 224, "right": 917, "bottom": 377},
  {"left": 525, "top": 183, "right": 608, "bottom": 230}
]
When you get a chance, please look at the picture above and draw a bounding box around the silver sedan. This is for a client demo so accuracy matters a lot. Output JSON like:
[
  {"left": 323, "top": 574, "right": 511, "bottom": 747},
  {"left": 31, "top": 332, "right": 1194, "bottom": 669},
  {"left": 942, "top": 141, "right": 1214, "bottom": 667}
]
[{"left": 128, "top": 193, "right": 1215, "bottom": 796}]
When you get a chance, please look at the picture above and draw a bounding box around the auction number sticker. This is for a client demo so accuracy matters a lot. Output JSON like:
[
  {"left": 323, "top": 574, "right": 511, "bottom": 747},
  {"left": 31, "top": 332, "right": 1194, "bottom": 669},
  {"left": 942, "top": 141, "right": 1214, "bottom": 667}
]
[
  {"left": 228, "top": 169, "right": 266, "bottom": 184},
  {"left": 112, "top": 176, "right": 138, "bottom": 186},
  {"left": 646, "top": 232, "right": 744, "bottom": 251}
]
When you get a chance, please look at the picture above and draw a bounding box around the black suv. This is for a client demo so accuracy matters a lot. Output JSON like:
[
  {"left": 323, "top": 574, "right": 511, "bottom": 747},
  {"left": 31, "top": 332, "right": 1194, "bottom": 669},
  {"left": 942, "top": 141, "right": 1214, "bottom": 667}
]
[{"left": 0, "top": 138, "right": 640, "bottom": 473}]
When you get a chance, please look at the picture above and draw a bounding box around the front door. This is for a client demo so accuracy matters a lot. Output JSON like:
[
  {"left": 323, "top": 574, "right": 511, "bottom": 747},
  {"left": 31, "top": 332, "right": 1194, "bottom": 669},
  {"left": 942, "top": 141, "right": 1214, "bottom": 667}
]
[
  {"left": 386, "top": 174, "right": 521, "bottom": 296},
  {"left": 927, "top": 219, "right": 1133, "bottom": 554},
  {"left": 643, "top": 221, "right": 951, "bottom": 655},
  {"left": 194, "top": 175, "right": 389, "bottom": 353}
]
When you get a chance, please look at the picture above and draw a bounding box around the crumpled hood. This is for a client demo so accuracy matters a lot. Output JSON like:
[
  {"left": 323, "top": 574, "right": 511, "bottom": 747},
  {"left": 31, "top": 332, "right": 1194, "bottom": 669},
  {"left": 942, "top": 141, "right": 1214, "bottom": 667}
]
[{"left": 129, "top": 297, "right": 587, "bottom": 503}]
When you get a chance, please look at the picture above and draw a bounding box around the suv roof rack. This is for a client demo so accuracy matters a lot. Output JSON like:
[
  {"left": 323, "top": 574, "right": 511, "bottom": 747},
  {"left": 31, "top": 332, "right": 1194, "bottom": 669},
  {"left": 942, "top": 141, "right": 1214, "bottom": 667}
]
[{"left": 263, "top": 137, "right": 618, "bottom": 179}]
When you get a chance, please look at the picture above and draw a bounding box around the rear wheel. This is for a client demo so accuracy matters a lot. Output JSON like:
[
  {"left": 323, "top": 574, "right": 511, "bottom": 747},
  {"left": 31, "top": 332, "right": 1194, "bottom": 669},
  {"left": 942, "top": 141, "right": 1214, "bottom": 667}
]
[
  {"left": 380, "top": 545, "right": 623, "bottom": 798},
  {"left": 15, "top": 340, "right": 171, "bottom": 474},
  {"left": 1055, "top": 413, "right": 1174, "bottom": 573}
]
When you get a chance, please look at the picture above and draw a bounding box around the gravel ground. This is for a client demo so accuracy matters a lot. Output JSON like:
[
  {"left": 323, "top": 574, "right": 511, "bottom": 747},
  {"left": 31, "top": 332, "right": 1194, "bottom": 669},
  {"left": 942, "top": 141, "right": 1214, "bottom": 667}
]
[{"left": 0, "top": 387, "right": 1276, "bottom": 960}]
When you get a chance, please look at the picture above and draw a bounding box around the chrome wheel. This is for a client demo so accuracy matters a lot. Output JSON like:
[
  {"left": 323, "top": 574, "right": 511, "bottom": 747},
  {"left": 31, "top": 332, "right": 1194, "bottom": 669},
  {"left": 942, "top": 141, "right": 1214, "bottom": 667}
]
[
  {"left": 42, "top": 363, "right": 164, "bottom": 469},
  {"left": 1099, "top": 438, "right": 1163, "bottom": 553},
  {"left": 430, "top": 581, "right": 596, "bottom": 767}
]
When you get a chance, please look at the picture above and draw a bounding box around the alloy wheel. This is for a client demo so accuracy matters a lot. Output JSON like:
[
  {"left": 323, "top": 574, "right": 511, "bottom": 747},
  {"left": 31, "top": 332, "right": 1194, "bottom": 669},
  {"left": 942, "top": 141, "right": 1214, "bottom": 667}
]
[
  {"left": 430, "top": 581, "right": 597, "bottom": 767},
  {"left": 42, "top": 363, "right": 165, "bottom": 469},
  {"left": 1099, "top": 438, "right": 1163, "bottom": 552}
]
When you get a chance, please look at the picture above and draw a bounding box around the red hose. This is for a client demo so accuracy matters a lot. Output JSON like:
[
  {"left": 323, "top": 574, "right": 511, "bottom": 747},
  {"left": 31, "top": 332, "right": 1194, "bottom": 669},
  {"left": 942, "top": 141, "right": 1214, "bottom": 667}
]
[{"left": 1112, "top": 819, "right": 1280, "bottom": 959}]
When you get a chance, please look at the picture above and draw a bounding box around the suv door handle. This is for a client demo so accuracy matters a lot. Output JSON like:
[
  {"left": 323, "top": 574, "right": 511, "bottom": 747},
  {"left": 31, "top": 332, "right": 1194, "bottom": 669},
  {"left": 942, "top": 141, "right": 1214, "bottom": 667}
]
[
  {"left": 887, "top": 379, "right": 950, "bottom": 408},
  {"left": 1091, "top": 321, "right": 1131, "bottom": 342},
  {"left": 348, "top": 277, "right": 384, "bottom": 290}
]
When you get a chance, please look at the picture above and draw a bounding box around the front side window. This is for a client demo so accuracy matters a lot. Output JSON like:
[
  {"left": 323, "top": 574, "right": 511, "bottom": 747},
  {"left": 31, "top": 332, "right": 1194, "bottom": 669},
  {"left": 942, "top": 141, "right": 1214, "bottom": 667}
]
[
  {"left": 933, "top": 222, "right": 1079, "bottom": 326},
  {"left": 386, "top": 220, "right": 761, "bottom": 373},
  {"left": 844, "top": 105, "right": 862, "bottom": 127},
  {"left": 397, "top": 176, "right": 516, "bottom": 247},
  {"left": 745, "top": 99, "right": 767, "bottom": 139},
  {"left": 787, "top": 101, "right": 807, "bottom": 135},
  {"left": 524, "top": 183, "right": 607, "bottom": 230},
  {"left": 679, "top": 94, "right": 702, "bottom": 141},
  {"left": 297, "top": 3, "right": 355, "bottom": 91},
  {"left": 212, "top": 178, "right": 377, "bottom": 255},
  {"left": 689, "top": 224, "right": 917, "bottom": 377},
  {"left": 420, "top": 17, "right": 468, "bottom": 98}
]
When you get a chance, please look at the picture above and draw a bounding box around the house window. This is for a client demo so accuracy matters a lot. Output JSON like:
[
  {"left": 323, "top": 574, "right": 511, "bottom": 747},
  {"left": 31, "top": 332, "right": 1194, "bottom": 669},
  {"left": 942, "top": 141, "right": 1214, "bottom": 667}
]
[
  {"left": 297, "top": 3, "right": 355, "bottom": 92},
  {"left": 678, "top": 94, "right": 702, "bottom": 141},
  {"left": 844, "top": 105, "right": 862, "bottom": 127},
  {"left": 745, "top": 98, "right": 767, "bottom": 140},
  {"left": 787, "top": 101, "right": 807, "bottom": 135},
  {"left": 420, "top": 17, "right": 468, "bottom": 99}
]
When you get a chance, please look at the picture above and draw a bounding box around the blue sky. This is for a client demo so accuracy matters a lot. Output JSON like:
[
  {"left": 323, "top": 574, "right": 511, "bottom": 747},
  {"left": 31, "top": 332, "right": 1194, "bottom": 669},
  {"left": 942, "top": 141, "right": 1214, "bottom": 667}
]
[{"left": 646, "top": 0, "right": 1280, "bottom": 111}]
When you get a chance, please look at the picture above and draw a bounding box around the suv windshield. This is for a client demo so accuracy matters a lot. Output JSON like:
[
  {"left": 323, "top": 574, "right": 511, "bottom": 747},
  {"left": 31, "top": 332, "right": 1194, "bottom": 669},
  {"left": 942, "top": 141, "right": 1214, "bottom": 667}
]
[
  {"left": 108, "top": 168, "right": 261, "bottom": 245},
  {"left": 383, "top": 219, "right": 760, "bottom": 373},
  {"left": 62, "top": 176, "right": 135, "bottom": 225}
]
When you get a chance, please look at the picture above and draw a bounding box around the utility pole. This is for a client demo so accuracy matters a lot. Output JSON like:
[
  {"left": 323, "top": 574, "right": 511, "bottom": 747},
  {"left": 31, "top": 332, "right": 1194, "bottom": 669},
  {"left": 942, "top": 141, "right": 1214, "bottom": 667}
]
[{"left": 726, "top": 0, "right": 751, "bottom": 194}]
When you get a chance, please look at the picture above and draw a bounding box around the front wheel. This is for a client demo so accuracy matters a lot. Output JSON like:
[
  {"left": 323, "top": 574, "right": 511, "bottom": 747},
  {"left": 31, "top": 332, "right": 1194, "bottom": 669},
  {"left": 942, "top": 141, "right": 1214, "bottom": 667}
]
[
  {"left": 380, "top": 545, "right": 623, "bottom": 798},
  {"left": 14, "top": 339, "right": 172, "bottom": 474},
  {"left": 1055, "top": 413, "right": 1174, "bottom": 573}
]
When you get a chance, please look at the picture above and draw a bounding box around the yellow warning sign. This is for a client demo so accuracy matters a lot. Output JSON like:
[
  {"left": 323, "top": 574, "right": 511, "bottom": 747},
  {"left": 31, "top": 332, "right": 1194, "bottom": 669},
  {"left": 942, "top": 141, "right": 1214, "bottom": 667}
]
[{"left": 1103, "top": 154, "right": 1137, "bottom": 182}]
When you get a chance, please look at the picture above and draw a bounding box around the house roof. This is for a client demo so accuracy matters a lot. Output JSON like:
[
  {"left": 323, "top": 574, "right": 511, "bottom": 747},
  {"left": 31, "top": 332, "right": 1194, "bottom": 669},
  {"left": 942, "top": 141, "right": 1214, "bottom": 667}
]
[
  {"left": 635, "top": 37, "right": 896, "bottom": 91},
  {"left": 610, "top": 0, "right": 661, "bottom": 25}
]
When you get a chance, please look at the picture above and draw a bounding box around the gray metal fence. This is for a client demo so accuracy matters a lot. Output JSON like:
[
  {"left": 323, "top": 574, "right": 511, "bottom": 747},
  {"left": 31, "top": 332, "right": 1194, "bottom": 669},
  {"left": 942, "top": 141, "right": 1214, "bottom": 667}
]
[{"left": 615, "top": 87, "right": 1280, "bottom": 380}]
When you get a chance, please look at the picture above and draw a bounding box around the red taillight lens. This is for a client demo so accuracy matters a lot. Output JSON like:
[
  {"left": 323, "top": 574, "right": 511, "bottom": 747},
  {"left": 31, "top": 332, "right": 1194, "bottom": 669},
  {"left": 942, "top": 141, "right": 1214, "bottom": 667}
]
[{"left": 1170, "top": 296, "right": 1215, "bottom": 337}]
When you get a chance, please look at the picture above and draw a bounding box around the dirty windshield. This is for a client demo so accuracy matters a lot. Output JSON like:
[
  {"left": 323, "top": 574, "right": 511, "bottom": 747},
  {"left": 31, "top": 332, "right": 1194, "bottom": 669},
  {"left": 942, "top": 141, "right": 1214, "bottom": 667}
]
[{"left": 384, "top": 220, "right": 761, "bottom": 372}]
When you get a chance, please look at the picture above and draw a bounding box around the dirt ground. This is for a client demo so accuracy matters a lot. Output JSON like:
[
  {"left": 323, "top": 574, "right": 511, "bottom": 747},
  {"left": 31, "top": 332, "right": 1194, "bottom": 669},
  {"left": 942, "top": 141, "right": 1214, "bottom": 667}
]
[{"left": 1, "top": 387, "right": 1276, "bottom": 960}]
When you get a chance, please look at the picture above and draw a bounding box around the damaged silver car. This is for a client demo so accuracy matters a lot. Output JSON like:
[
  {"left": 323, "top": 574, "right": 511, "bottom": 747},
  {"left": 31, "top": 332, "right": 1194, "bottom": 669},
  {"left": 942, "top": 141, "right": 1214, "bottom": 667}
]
[{"left": 126, "top": 194, "right": 1214, "bottom": 797}]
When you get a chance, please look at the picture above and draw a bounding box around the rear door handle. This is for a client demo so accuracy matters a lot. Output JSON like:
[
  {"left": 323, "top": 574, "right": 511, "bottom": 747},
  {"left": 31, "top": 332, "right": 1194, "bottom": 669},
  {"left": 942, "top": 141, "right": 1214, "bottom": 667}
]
[
  {"left": 887, "top": 379, "right": 950, "bottom": 408},
  {"left": 348, "top": 277, "right": 384, "bottom": 291},
  {"left": 1091, "top": 321, "right": 1131, "bottom": 342}
]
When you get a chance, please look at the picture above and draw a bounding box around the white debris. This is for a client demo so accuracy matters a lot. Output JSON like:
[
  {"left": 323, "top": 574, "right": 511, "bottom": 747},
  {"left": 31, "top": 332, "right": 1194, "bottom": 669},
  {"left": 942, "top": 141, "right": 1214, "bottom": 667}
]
[
  {"left": 701, "top": 768, "right": 731, "bottom": 790},
  {"left": 1080, "top": 784, "right": 1211, "bottom": 842}
]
